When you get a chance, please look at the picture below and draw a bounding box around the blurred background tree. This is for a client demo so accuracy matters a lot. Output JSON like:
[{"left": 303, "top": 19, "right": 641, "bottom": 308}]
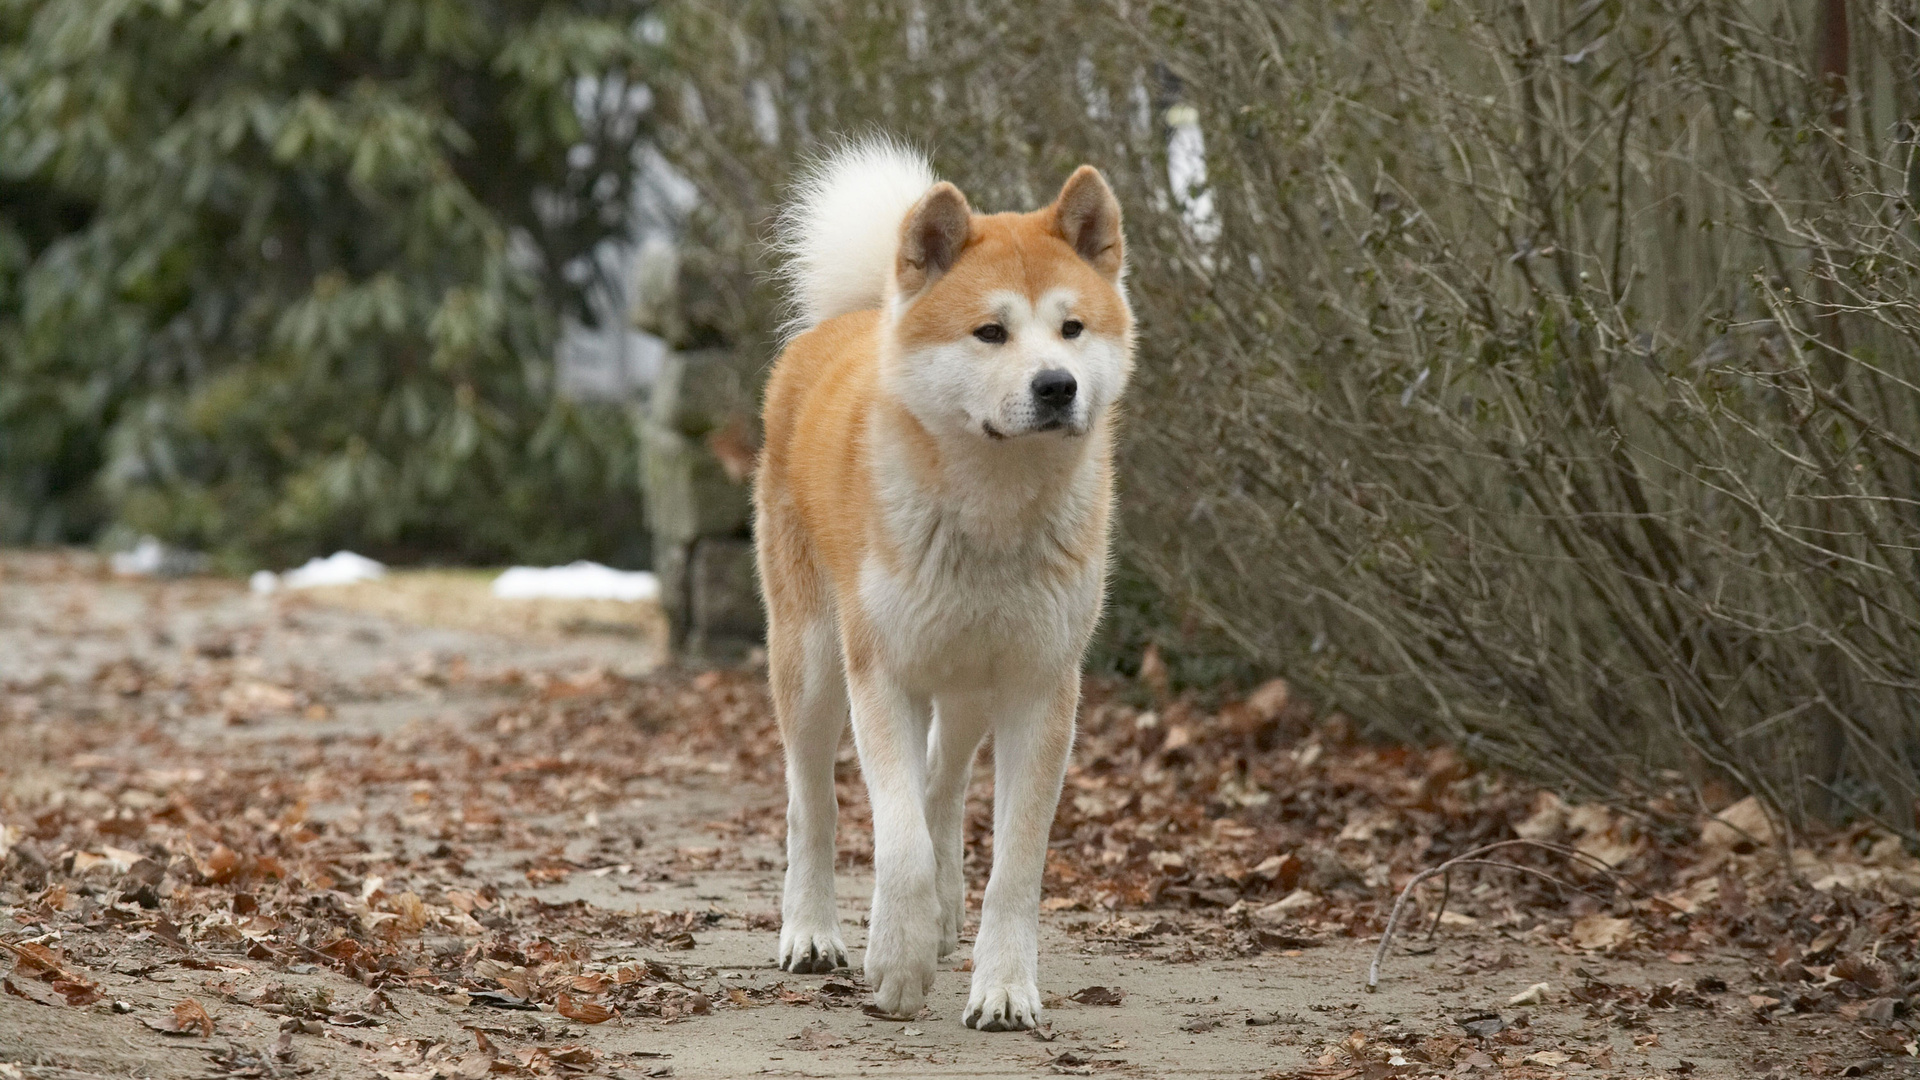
[{"left": 0, "top": 0, "right": 656, "bottom": 566}]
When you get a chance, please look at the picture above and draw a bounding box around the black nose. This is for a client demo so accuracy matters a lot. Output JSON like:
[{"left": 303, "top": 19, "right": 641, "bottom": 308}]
[{"left": 1031, "top": 369, "right": 1077, "bottom": 410}]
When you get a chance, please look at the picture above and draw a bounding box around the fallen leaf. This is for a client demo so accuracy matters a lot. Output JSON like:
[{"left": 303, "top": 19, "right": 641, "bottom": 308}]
[
  {"left": 1455, "top": 1010, "right": 1504, "bottom": 1038},
  {"left": 1254, "top": 889, "right": 1320, "bottom": 922},
  {"left": 50, "top": 978, "right": 102, "bottom": 1006},
  {"left": 556, "top": 992, "right": 615, "bottom": 1024},
  {"left": 3, "top": 976, "right": 65, "bottom": 1008},
  {"left": 1507, "top": 982, "right": 1550, "bottom": 1006},
  {"left": 546, "top": 1046, "right": 597, "bottom": 1066},
  {"left": 1700, "top": 795, "right": 1773, "bottom": 851},
  {"left": 1138, "top": 643, "right": 1169, "bottom": 701},
  {"left": 1513, "top": 792, "right": 1568, "bottom": 841},
  {"left": 1246, "top": 678, "right": 1290, "bottom": 720},
  {"left": 1570, "top": 914, "right": 1633, "bottom": 951},
  {"left": 2, "top": 941, "right": 69, "bottom": 979},
  {"left": 1068, "top": 985, "right": 1126, "bottom": 1006},
  {"left": 446, "top": 1053, "right": 494, "bottom": 1080},
  {"left": 794, "top": 1024, "right": 847, "bottom": 1050},
  {"left": 143, "top": 997, "right": 215, "bottom": 1037}
]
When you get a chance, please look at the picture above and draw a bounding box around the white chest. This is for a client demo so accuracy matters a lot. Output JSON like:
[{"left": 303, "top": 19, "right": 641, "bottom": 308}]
[{"left": 856, "top": 506, "right": 1103, "bottom": 694}]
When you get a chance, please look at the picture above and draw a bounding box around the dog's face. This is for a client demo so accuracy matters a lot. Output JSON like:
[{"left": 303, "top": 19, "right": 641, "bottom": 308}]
[{"left": 884, "top": 167, "right": 1133, "bottom": 443}]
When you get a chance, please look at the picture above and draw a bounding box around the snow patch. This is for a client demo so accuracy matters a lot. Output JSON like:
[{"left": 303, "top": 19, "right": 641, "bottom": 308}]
[
  {"left": 252, "top": 551, "right": 387, "bottom": 593},
  {"left": 491, "top": 562, "right": 659, "bottom": 603}
]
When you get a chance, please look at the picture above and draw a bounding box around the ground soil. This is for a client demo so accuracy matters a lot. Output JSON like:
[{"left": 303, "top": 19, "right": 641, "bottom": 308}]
[{"left": 2, "top": 550, "right": 1916, "bottom": 1079}]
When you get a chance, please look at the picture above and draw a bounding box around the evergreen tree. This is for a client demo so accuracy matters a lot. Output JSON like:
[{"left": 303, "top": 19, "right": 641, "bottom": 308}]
[{"left": 0, "top": 0, "right": 657, "bottom": 566}]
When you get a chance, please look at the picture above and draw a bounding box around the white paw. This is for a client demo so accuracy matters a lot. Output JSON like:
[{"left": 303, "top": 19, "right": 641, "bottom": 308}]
[
  {"left": 779, "top": 918, "right": 848, "bottom": 974},
  {"left": 962, "top": 977, "right": 1042, "bottom": 1031},
  {"left": 863, "top": 898, "right": 938, "bottom": 1018}
]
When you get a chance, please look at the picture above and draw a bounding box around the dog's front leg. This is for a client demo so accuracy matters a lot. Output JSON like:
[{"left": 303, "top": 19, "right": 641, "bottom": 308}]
[
  {"left": 847, "top": 666, "right": 940, "bottom": 1018},
  {"left": 926, "top": 698, "right": 988, "bottom": 958},
  {"left": 964, "top": 676, "right": 1077, "bottom": 1032}
]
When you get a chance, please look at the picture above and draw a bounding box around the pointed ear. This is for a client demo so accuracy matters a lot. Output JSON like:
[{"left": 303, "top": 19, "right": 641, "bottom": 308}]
[
  {"left": 896, "top": 181, "right": 971, "bottom": 297},
  {"left": 1053, "top": 165, "right": 1124, "bottom": 280}
]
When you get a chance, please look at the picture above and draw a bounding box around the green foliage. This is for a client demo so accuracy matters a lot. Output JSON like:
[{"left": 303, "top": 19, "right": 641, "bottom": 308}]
[{"left": 0, "top": 0, "right": 655, "bottom": 566}]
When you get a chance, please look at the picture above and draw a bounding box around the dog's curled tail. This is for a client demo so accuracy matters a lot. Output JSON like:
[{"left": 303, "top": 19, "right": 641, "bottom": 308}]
[{"left": 776, "top": 137, "right": 937, "bottom": 333}]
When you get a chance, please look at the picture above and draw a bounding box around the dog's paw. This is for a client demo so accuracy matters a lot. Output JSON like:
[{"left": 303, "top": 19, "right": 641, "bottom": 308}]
[
  {"left": 867, "top": 960, "right": 934, "bottom": 1018},
  {"left": 962, "top": 977, "right": 1042, "bottom": 1032},
  {"left": 778, "top": 920, "right": 848, "bottom": 974},
  {"left": 863, "top": 903, "right": 938, "bottom": 1017}
]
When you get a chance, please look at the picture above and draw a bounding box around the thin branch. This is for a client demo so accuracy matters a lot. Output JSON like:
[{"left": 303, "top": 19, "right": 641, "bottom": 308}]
[{"left": 1366, "top": 840, "right": 1627, "bottom": 993}]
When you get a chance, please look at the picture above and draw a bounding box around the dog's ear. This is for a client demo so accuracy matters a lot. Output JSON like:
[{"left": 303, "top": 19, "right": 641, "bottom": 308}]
[
  {"left": 1053, "top": 166, "right": 1124, "bottom": 281},
  {"left": 896, "top": 182, "right": 971, "bottom": 297}
]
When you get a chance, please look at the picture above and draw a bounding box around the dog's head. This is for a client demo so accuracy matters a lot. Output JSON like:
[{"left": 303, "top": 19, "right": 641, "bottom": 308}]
[{"left": 882, "top": 167, "right": 1134, "bottom": 443}]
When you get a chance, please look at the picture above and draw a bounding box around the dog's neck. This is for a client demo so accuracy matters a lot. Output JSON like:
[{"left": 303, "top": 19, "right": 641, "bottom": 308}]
[{"left": 869, "top": 396, "right": 1109, "bottom": 557}]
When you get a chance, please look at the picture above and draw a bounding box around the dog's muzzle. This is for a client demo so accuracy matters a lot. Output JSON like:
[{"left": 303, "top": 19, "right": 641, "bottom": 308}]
[{"left": 1031, "top": 369, "right": 1076, "bottom": 430}]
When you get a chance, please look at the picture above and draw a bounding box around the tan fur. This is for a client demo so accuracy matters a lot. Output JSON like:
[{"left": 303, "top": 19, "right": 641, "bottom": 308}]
[{"left": 757, "top": 150, "right": 1132, "bottom": 1030}]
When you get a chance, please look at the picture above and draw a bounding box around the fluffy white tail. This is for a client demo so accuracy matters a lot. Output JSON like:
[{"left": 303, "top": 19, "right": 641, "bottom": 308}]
[{"left": 776, "top": 137, "right": 937, "bottom": 332}]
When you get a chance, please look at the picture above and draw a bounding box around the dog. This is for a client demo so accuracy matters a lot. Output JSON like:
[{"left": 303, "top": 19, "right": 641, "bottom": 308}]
[{"left": 754, "top": 138, "right": 1134, "bottom": 1030}]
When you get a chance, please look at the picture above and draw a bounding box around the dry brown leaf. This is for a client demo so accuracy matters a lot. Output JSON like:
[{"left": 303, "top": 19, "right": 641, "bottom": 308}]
[
  {"left": 795, "top": 1024, "right": 847, "bottom": 1050},
  {"left": 3, "top": 941, "right": 68, "bottom": 978},
  {"left": 1245, "top": 678, "right": 1291, "bottom": 720},
  {"left": 446, "top": 1052, "right": 494, "bottom": 1080},
  {"left": 1068, "top": 985, "right": 1126, "bottom": 1006},
  {"left": 142, "top": 997, "right": 215, "bottom": 1037},
  {"left": 546, "top": 1046, "right": 596, "bottom": 1066},
  {"left": 50, "top": 978, "right": 101, "bottom": 1006},
  {"left": 554, "top": 992, "right": 615, "bottom": 1024},
  {"left": 3, "top": 976, "right": 65, "bottom": 1008},
  {"left": 1570, "top": 914, "right": 1633, "bottom": 951},
  {"left": 1137, "top": 643, "right": 1169, "bottom": 702},
  {"left": 1700, "top": 796, "right": 1774, "bottom": 852},
  {"left": 202, "top": 844, "right": 242, "bottom": 884}
]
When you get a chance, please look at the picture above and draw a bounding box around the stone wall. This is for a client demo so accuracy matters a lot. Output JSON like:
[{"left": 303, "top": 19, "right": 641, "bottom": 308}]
[{"left": 637, "top": 347, "right": 763, "bottom": 661}]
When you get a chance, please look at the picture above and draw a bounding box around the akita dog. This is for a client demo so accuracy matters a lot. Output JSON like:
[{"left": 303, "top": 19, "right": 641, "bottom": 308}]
[{"left": 754, "top": 139, "right": 1133, "bottom": 1030}]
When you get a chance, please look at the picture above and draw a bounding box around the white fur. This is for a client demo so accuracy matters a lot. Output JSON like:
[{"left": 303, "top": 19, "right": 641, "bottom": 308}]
[
  {"left": 883, "top": 287, "right": 1132, "bottom": 443},
  {"left": 766, "top": 148, "right": 1131, "bottom": 1032},
  {"left": 826, "top": 402, "right": 1113, "bottom": 1028},
  {"left": 777, "top": 137, "right": 937, "bottom": 332}
]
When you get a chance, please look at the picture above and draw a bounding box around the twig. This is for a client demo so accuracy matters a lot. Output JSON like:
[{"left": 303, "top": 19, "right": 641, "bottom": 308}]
[
  {"left": 1426, "top": 869, "right": 1453, "bottom": 941},
  {"left": 1805, "top": 775, "right": 1920, "bottom": 846},
  {"left": 1366, "top": 840, "right": 1626, "bottom": 993}
]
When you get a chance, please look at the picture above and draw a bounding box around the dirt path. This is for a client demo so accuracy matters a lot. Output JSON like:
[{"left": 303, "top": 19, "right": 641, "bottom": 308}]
[{"left": 2, "top": 552, "right": 1913, "bottom": 1079}]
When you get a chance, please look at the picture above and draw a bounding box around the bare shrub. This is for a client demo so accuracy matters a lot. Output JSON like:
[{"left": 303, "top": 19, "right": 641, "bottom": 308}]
[{"left": 657, "top": 0, "right": 1920, "bottom": 831}]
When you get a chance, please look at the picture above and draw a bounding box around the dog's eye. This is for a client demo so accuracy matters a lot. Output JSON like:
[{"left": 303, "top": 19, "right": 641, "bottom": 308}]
[
  {"left": 1061, "top": 320, "right": 1084, "bottom": 339},
  {"left": 973, "top": 324, "right": 1008, "bottom": 344}
]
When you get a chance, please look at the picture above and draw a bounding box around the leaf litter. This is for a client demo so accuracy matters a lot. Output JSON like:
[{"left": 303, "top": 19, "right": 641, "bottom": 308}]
[{"left": 3, "top": 550, "right": 1919, "bottom": 1079}]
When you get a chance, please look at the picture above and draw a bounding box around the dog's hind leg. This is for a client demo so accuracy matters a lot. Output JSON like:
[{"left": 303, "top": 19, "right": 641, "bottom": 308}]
[
  {"left": 925, "top": 697, "right": 988, "bottom": 958},
  {"left": 766, "top": 548, "right": 850, "bottom": 974},
  {"left": 964, "top": 675, "right": 1078, "bottom": 1032}
]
